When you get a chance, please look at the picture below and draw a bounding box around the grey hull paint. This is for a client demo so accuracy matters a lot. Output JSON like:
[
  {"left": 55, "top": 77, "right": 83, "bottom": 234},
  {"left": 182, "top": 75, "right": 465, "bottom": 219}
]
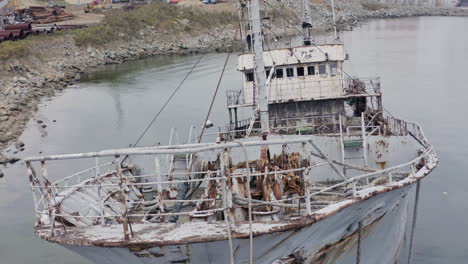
[{"left": 63, "top": 183, "right": 413, "bottom": 264}]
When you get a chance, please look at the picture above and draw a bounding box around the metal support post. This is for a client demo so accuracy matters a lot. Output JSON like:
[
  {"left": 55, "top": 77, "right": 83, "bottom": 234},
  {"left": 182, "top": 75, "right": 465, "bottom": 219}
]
[
  {"left": 301, "top": 142, "right": 312, "bottom": 215},
  {"left": 352, "top": 181, "right": 357, "bottom": 198},
  {"left": 339, "top": 115, "right": 346, "bottom": 178},
  {"left": 95, "top": 157, "right": 105, "bottom": 226},
  {"left": 115, "top": 155, "right": 130, "bottom": 241},
  {"left": 249, "top": 0, "right": 269, "bottom": 134},
  {"left": 220, "top": 149, "right": 234, "bottom": 264},
  {"left": 26, "top": 162, "right": 41, "bottom": 223},
  {"left": 40, "top": 161, "right": 54, "bottom": 234},
  {"left": 361, "top": 112, "right": 368, "bottom": 168},
  {"left": 361, "top": 112, "right": 369, "bottom": 185},
  {"left": 154, "top": 155, "right": 165, "bottom": 214}
]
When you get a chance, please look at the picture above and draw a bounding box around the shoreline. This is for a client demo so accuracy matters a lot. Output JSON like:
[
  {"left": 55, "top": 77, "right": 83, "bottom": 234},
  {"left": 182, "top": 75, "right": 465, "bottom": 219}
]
[{"left": 0, "top": 3, "right": 467, "bottom": 162}]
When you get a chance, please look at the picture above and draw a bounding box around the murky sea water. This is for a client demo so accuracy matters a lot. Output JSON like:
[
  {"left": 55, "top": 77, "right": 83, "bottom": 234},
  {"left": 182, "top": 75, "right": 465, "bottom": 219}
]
[{"left": 1, "top": 16, "right": 467, "bottom": 263}]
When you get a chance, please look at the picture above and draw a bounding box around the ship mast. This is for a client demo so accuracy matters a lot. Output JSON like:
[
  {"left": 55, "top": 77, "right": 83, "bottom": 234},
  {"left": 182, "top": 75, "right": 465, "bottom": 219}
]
[
  {"left": 302, "top": 0, "right": 313, "bottom": 45},
  {"left": 248, "top": 0, "right": 269, "bottom": 134}
]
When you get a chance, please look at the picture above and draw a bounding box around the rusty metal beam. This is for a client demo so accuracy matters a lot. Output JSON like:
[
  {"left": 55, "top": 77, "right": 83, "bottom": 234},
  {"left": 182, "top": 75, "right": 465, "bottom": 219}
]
[
  {"left": 220, "top": 148, "right": 235, "bottom": 264},
  {"left": 25, "top": 138, "right": 318, "bottom": 162},
  {"left": 115, "top": 156, "right": 130, "bottom": 241}
]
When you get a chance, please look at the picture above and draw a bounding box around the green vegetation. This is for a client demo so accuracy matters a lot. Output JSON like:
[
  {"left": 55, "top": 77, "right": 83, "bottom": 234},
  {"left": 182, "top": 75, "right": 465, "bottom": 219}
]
[
  {"left": 361, "top": 1, "right": 388, "bottom": 11},
  {"left": 0, "top": 38, "right": 33, "bottom": 60},
  {"left": 74, "top": 2, "right": 236, "bottom": 46}
]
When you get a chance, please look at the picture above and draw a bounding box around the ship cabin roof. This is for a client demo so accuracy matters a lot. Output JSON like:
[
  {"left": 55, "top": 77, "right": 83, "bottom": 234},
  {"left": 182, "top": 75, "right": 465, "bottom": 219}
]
[{"left": 237, "top": 44, "right": 346, "bottom": 71}]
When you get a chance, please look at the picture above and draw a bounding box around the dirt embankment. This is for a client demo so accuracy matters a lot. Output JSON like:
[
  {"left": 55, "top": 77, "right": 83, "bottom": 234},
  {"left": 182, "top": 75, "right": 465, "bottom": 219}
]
[
  {"left": 0, "top": 2, "right": 237, "bottom": 158},
  {"left": 0, "top": 0, "right": 467, "bottom": 164}
]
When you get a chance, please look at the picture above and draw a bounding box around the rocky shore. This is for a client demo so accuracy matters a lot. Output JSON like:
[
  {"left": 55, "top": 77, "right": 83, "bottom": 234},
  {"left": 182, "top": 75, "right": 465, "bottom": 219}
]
[
  {"left": 0, "top": 2, "right": 467, "bottom": 170},
  {"left": 0, "top": 29, "right": 235, "bottom": 153}
]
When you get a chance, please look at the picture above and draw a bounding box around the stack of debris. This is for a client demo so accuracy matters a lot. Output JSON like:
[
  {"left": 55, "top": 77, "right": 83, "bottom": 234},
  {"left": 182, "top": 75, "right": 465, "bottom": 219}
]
[
  {"left": 15, "top": 6, "right": 73, "bottom": 24},
  {"left": 0, "top": 23, "right": 32, "bottom": 42},
  {"left": 0, "top": 22, "right": 86, "bottom": 43}
]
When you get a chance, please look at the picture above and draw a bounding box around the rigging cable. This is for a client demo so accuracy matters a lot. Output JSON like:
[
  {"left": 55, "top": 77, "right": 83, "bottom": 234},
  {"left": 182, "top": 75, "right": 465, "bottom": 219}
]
[
  {"left": 169, "top": 26, "right": 241, "bottom": 223},
  {"left": 197, "top": 26, "right": 240, "bottom": 144},
  {"left": 120, "top": 8, "right": 240, "bottom": 165},
  {"left": 264, "top": 1, "right": 398, "bottom": 118}
]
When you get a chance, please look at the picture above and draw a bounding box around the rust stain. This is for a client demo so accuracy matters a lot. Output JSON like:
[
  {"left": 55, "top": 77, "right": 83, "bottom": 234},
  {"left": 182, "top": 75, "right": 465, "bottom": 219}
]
[
  {"left": 311, "top": 214, "right": 385, "bottom": 264},
  {"left": 376, "top": 161, "right": 387, "bottom": 170},
  {"left": 258, "top": 229, "right": 299, "bottom": 259},
  {"left": 34, "top": 157, "right": 438, "bottom": 249}
]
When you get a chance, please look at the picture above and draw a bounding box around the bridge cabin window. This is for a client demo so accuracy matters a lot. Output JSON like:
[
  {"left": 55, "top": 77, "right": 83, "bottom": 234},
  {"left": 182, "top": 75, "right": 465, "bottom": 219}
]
[
  {"left": 297, "top": 66, "right": 305, "bottom": 77},
  {"left": 307, "top": 66, "right": 316, "bottom": 75},
  {"left": 286, "top": 67, "right": 294, "bottom": 78},
  {"left": 318, "top": 64, "right": 327, "bottom": 75},
  {"left": 245, "top": 71, "right": 254, "bottom": 82},
  {"left": 276, "top": 68, "right": 284, "bottom": 78},
  {"left": 330, "top": 63, "right": 338, "bottom": 76}
]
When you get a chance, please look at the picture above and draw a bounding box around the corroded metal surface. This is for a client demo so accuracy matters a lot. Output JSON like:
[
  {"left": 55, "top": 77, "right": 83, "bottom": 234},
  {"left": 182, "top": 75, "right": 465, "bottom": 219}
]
[
  {"left": 55, "top": 184, "right": 412, "bottom": 264},
  {"left": 28, "top": 115, "right": 438, "bottom": 263}
]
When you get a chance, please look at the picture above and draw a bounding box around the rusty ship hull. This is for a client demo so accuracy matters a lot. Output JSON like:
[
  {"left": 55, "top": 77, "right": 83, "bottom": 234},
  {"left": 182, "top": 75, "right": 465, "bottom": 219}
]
[
  {"left": 29, "top": 123, "right": 437, "bottom": 264},
  {"left": 51, "top": 183, "right": 413, "bottom": 264}
]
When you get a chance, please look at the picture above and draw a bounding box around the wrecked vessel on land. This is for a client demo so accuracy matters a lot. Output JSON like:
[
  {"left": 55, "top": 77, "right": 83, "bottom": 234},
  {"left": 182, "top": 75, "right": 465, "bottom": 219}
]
[{"left": 25, "top": 0, "right": 437, "bottom": 263}]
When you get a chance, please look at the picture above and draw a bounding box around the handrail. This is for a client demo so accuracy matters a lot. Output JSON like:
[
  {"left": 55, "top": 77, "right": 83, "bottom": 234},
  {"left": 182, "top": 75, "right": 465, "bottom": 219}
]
[
  {"left": 25, "top": 137, "right": 316, "bottom": 162},
  {"left": 308, "top": 146, "right": 434, "bottom": 197},
  {"left": 30, "top": 144, "right": 434, "bottom": 221},
  {"left": 30, "top": 166, "right": 319, "bottom": 189},
  {"left": 26, "top": 117, "right": 437, "bottom": 244}
]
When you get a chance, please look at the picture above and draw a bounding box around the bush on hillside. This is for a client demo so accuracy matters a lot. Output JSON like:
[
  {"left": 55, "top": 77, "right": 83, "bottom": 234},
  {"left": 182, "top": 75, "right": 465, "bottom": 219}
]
[{"left": 74, "top": 2, "right": 235, "bottom": 46}]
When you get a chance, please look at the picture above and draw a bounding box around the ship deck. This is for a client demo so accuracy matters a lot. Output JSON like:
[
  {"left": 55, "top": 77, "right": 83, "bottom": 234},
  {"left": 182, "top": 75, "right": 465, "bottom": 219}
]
[
  {"left": 26, "top": 117, "right": 437, "bottom": 252},
  {"left": 34, "top": 163, "right": 433, "bottom": 247}
]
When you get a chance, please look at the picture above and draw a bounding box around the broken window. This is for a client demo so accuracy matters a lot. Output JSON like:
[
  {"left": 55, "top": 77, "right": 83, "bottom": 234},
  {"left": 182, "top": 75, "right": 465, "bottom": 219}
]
[
  {"left": 297, "top": 66, "right": 305, "bottom": 76},
  {"left": 286, "top": 67, "right": 294, "bottom": 77},
  {"left": 330, "top": 63, "right": 338, "bottom": 76},
  {"left": 276, "top": 68, "right": 284, "bottom": 78},
  {"left": 246, "top": 72, "right": 254, "bottom": 82},
  {"left": 307, "top": 65, "right": 316, "bottom": 75},
  {"left": 318, "top": 64, "right": 327, "bottom": 75}
]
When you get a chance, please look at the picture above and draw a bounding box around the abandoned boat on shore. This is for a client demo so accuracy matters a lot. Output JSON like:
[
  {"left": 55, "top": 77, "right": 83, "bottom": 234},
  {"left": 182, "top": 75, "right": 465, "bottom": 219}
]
[{"left": 24, "top": 0, "right": 437, "bottom": 263}]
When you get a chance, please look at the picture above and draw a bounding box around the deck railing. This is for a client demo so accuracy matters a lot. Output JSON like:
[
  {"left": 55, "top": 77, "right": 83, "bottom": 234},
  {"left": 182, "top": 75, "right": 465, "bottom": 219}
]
[
  {"left": 219, "top": 113, "right": 341, "bottom": 140},
  {"left": 25, "top": 119, "right": 436, "bottom": 242}
]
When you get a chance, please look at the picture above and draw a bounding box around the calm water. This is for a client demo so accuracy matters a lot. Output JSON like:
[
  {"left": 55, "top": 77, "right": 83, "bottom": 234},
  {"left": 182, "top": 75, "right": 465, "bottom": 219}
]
[{"left": 1, "top": 16, "right": 467, "bottom": 263}]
